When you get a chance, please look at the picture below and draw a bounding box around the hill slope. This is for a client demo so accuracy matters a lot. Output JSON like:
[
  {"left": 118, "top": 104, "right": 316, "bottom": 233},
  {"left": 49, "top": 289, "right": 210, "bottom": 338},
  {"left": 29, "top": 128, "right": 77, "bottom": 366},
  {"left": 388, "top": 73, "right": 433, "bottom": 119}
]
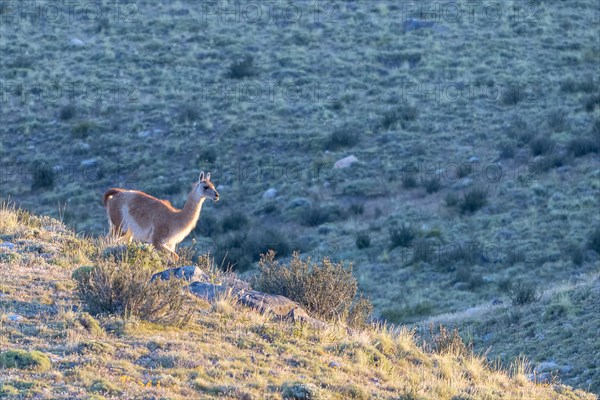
[
  {"left": 1, "top": 0, "right": 599, "bottom": 325},
  {"left": 423, "top": 273, "right": 600, "bottom": 394},
  {"left": 0, "top": 207, "right": 597, "bottom": 399}
]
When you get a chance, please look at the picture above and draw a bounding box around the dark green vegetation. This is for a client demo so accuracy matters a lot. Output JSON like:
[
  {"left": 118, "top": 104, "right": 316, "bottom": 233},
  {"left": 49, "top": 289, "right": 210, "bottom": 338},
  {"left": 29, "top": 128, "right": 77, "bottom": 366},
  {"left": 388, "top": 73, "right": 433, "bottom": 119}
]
[{"left": 0, "top": 0, "right": 599, "bottom": 395}]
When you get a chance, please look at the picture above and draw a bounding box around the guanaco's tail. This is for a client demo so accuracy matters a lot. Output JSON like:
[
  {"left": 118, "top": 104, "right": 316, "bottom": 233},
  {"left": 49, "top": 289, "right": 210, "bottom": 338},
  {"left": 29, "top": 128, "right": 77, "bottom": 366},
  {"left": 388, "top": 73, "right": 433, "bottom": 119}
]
[{"left": 103, "top": 188, "right": 124, "bottom": 207}]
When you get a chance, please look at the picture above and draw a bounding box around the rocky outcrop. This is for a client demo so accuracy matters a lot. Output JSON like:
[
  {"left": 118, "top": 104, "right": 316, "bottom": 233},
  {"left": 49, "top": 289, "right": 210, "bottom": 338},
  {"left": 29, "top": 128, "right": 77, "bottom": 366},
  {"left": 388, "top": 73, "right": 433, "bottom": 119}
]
[
  {"left": 150, "top": 265, "right": 209, "bottom": 283},
  {"left": 153, "top": 267, "right": 328, "bottom": 329}
]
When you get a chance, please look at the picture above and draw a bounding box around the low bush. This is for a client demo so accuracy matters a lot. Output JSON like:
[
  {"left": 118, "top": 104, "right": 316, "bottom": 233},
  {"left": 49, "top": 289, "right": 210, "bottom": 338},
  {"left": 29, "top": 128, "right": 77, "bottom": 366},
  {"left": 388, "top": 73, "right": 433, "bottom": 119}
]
[
  {"left": 355, "top": 232, "right": 371, "bottom": 249},
  {"left": 325, "top": 126, "right": 359, "bottom": 150},
  {"left": 459, "top": 188, "right": 488, "bottom": 214},
  {"left": 568, "top": 136, "right": 599, "bottom": 157},
  {"left": 221, "top": 210, "right": 249, "bottom": 232},
  {"left": 380, "top": 105, "right": 418, "bottom": 130},
  {"left": 529, "top": 135, "right": 555, "bottom": 156},
  {"left": 588, "top": 227, "right": 600, "bottom": 254},
  {"left": 226, "top": 56, "right": 257, "bottom": 79},
  {"left": 389, "top": 224, "right": 416, "bottom": 250},
  {"left": 74, "top": 243, "right": 195, "bottom": 326},
  {"left": 508, "top": 281, "right": 541, "bottom": 306},
  {"left": 215, "top": 229, "right": 291, "bottom": 271},
  {"left": 254, "top": 251, "right": 371, "bottom": 325},
  {"left": 0, "top": 350, "right": 52, "bottom": 371},
  {"left": 428, "top": 324, "right": 470, "bottom": 357},
  {"left": 422, "top": 177, "right": 441, "bottom": 193}
]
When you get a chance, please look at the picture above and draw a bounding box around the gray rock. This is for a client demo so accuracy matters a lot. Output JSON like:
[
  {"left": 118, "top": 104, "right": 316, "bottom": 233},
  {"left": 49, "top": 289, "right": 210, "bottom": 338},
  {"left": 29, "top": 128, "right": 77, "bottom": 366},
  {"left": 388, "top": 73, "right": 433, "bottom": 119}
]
[
  {"left": 69, "top": 38, "right": 85, "bottom": 47},
  {"left": 263, "top": 188, "right": 277, "bottom": 199},
  {"left": 80, "top": 158, "right": 98, "bottom": 168},
  {"left": 535, "top": 361, "right": 558, "bottom": 373},
  {"left": 150, "top": 266, "right": 210, "bottom": 283},
  {"left": 452, "top": 177, "right": 473, "bottom": 190},
  {"left": 468, "top": 156, "right": 480, "bottom": 163},
  {"left": 0, "top": 242, "right": 15, "bottom": 250},
  {"left": 328, "top": 361, "right": 341, "bottom": 368},
  {"left": 286, "top": 197, "right": 312, "bottom": 210},
  {"left": 7, "top": 314, "right": 23, "bottom": 322},
  {"left": 402, "top": 18, "right": 435, "bottom": 32},
  {"left": 239, "top": 291, "right": 299, "bottom": 316},
  {"left": 188, "top": 282, "right": 234, "bottom": 302}
]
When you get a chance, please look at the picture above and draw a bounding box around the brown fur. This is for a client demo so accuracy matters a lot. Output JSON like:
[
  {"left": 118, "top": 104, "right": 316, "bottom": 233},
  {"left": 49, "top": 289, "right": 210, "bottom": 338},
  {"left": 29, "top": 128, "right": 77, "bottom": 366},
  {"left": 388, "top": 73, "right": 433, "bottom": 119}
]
[{"left": 103, "top": 172, "right": 219, "bottom": 261}]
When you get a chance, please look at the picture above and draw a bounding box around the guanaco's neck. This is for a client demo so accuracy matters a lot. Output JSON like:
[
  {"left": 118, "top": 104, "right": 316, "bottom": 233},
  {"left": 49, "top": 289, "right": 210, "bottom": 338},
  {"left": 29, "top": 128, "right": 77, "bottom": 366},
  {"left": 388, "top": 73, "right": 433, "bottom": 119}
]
[{"left": 177, "top": 192, "right": 205, "bottom": 231}]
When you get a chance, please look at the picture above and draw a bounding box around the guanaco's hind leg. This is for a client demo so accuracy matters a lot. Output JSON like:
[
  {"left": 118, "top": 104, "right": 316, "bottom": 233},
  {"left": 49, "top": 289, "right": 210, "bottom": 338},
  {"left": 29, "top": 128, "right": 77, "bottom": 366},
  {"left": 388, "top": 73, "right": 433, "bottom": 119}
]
[{"left": 152, "top": 239, "right": 179, "bottom": 262}]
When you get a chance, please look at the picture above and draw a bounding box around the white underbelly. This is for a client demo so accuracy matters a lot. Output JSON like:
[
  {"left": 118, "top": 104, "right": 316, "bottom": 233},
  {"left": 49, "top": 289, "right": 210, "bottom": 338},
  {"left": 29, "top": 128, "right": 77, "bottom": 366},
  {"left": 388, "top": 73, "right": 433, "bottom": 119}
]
[{"left": 123, "top": 207, "right": 153, "bottom": 242}]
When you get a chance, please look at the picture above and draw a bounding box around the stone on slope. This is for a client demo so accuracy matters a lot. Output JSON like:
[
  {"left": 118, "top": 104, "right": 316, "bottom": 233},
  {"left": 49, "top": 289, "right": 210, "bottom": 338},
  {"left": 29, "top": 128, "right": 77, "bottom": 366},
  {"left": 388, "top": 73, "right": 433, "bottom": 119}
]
[{"left": 150, "top": 266, "right": 210, "bottom": 283}]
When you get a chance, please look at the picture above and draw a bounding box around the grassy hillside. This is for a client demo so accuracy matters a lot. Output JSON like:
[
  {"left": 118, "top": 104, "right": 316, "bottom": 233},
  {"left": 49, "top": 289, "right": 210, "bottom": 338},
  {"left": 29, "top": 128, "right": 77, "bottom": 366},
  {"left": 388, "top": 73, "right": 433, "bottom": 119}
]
[
  {"left": 0, "top": 0, "right": 599, "bottom": 396},
  {"left": 423, "top": 272, "right": 600, "bottom": 394},
  {"left": 0, "top": 207, "right": 597, "bottom": 399},
  {"left": 1, "top": 0, "right": 598, "bottom": 322}
]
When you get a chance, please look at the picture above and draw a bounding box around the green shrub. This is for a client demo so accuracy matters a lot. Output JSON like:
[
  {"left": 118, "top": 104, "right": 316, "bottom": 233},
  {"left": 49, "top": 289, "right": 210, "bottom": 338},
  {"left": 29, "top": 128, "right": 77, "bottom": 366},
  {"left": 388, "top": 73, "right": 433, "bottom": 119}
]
[
  {"left": 560, "top": 76, "right": 597, "bottom": 93},
  {"left": 254, "top": 251, "right": 371, "bottom": 325},
  {"left": 422, "top": 177, "right": 441, "bottom": 193},
  {"left": 459, "top": 188, "right": 488, "bottom": 214},
  {"left": 300, "top": 204, "right": 345, "bottom": 227},
  {"left": 221, "top": 210, "right": 249, "bottom": 232},
  {"left": 588, "top": 227, "right": 600, "bottom": 254},
  {"left": 195, "top": 213, "right": 221, "bottom": 237},
  {"left": 59, "top": 104, "right": 76, "bottom": 120},
  {"left": 0, "top": 384, "right": 19, "bottom": 396},
  {"left": 428, "top": 324, "right": 470, "bottom": 356},
  {"left": 78, "top": 312, "right": 103, "bottom": 335},
  {"left": 198, "top": 146, "right": 217, "bottom": 163},
  {"left": 31, "top": 163, "right": 55, "bottom": 190},
  {"left": 497, "top": 142, "right": 516, "bottom": 159},
  {"left": 348, "top": 202, "right": 364, "bottom": 215},
  {"left": 389, "top": 224, "right": 415, "bottom": 250},
  {"left": 584, "top": 94, "right": 600, "bottom": 112},
  {"left": 346, "top": 294, "right": 373, "bottom": 329},
  {"left": 401, "top": 174, "right": 418, "bottom": 189},
  {"left": 215, "top": 229, "right": 291, "bottom": 271},
  {"left": 534, "top": 152, "right": 568, "bottom": 172},
  {"left": 568, "top": 136, "right": 599, "bottom": 157},
  {"left": 355, "top": 232, "right": 371, "bottom": 249},
  {"left": 72, "top": 120, "right": 98, "bottom": 138},
  {"left": 501, "top": 85, "right": 525, "bottom": 105},
  {"left": 445, "top": 192, "right": 459, "bottom": 208},
  {"left": 380, "top": 105, "right": 418, "bottom": 130},
  {"left": 325, "top": 127, "right": 359, "bottom": 150},
  {"left": 508, "top": 281, "right": 541, "bottom": 306},
  {"left": 457, "top": 163, "right": 473, "bottom": 179},
  {"left": 177, "top": 105, "right": 200, "bottom": 123},
  {"left": 72, "top": 266, "right": 95, "bottom": 282},
  {"left": 76, "top": 340, "right": 114, "bottom": 355},
  {"left": 89, "top": 379, "right": 121, "bottom": 395},
  {"left": 101, "top": 243, "right": 163, "bottom": 269},
  {"left": 226, "top": 56, "right": 257, "bottom": 79},
  {"left": 529, "top": 135, "right": 555, "bottom": 156},
  {"left": 74, "top": 244, "right": 195, "bottom": 326},
  {"left": 282, "top": 382, "right": 323, "bottom": 400},
  {"left": 0, "top": 350, "right": 52, "bottom": 371}
]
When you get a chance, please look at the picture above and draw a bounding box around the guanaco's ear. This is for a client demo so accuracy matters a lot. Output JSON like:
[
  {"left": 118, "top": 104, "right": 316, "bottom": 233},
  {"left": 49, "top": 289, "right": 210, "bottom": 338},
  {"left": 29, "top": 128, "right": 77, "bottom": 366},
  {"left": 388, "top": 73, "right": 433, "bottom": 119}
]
[
  {"left": 206, "top": 172, "right": 211, "bottom": 181},
  {"left": 199, "top": 171, "right": 205, "bottom": 181}
]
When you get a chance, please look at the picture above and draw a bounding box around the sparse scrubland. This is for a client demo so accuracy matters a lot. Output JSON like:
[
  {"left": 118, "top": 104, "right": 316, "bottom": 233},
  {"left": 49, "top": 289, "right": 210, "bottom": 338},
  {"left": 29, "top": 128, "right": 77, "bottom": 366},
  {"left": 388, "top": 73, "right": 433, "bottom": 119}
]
[
  {"left": 1, "top": 0, "right": 599, "bottom": 398},
  {"left": 0, "top": 206, "right": 597, "bottom": 399}
]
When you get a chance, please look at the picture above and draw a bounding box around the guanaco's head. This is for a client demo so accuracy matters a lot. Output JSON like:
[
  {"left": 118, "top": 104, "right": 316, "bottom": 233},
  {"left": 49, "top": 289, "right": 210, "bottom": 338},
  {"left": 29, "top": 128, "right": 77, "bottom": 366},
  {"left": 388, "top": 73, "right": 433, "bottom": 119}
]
[{"left": 194, "top": 171, "right": 219, "bottom": 201}]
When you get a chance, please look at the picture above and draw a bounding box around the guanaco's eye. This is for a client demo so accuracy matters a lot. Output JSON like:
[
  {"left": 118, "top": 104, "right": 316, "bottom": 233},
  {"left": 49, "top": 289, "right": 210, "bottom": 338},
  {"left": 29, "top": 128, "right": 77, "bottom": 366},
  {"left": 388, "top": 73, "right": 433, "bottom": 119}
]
[{"left": 203, "top": 185, "right": 210, "bottom": 190}]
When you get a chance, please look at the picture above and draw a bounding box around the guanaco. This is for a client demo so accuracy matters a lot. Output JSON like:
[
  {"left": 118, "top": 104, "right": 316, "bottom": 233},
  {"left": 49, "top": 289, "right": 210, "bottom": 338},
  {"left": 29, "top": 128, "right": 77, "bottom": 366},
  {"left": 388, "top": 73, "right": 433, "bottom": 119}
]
[{"left": 103, "top": 171, "right": 219, "bottom": 260}]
